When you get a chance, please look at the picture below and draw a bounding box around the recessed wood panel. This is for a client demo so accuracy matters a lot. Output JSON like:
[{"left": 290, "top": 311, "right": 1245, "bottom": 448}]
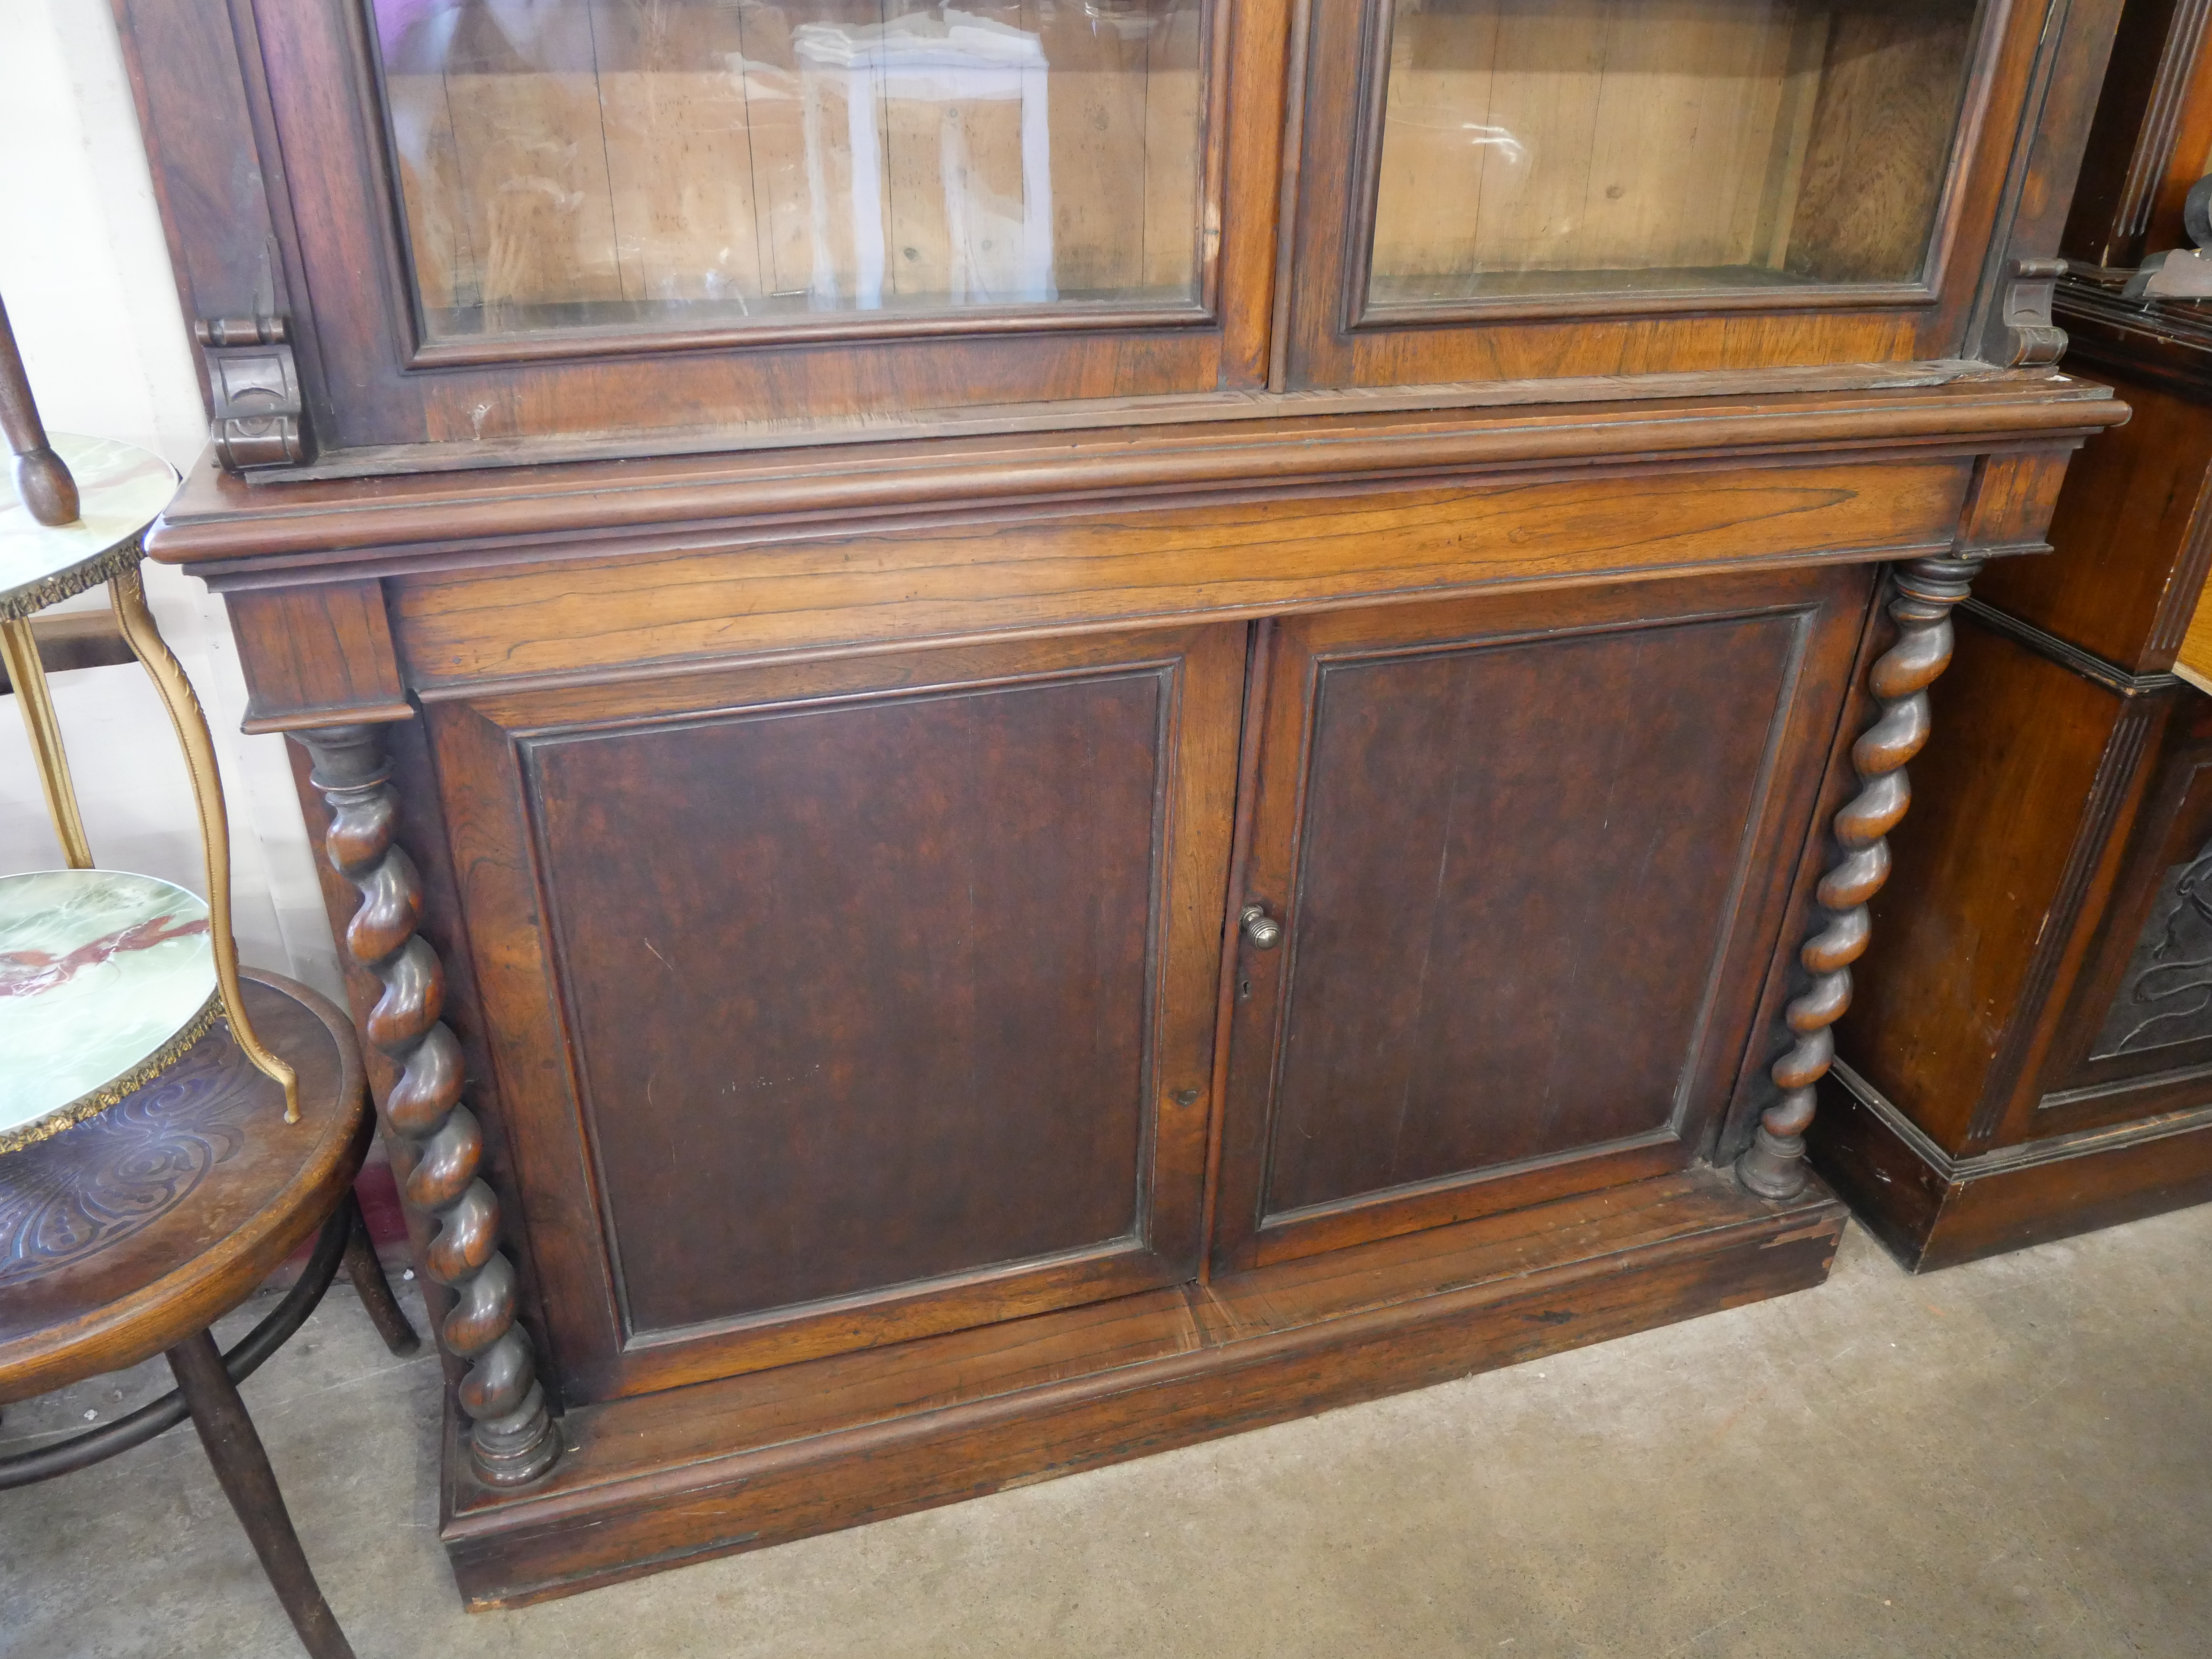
[
  {"left": 1258, "top": 613, "right": 1802, "bottom": 1214},
  {"left": 430, "top": 624, "right": 1241, "bottom": 1398},
  {"left": 2028, "top": 694, "right": 2212, "bottom": 1138},
  {"left": 529, "top": 672, "right": 1165, "bottom": 1334},
  {"left": 1214, "top": 565, "right": 1871, "bottom": 1268},
  {"left": 1262, "top": 613, "right": 1803, "bottom": 1216}
]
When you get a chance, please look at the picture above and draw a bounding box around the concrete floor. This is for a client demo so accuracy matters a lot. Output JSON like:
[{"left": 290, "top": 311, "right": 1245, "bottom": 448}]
[{"left": 3, "top": 1207, "right": 2209, "bottom": 1659}]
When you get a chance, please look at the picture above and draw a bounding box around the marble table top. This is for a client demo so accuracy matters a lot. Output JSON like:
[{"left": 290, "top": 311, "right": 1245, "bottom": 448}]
[
  {"left": 0, "top": 435, "right": 178, "bottom": 620},
  {"left": 0, "top": 870, "right": 218, "bottom": 1153}
]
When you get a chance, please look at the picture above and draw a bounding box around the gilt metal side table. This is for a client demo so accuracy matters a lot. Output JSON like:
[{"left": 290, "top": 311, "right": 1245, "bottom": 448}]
[
  {"left": 3, "top": 290, "right": 297, "bottom": 1147},
  {"left": 2, "top": 297, "right": 415, "bottom": 1657}
]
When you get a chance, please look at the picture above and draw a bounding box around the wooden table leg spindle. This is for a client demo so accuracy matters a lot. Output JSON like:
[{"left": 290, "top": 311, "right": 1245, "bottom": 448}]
[
  {"left": 166, "top": 1328, "right": 356, "bottom": 1659},
  {"left": 1737, "top": 554, "right": 1978, "bottom": 1200},
  {"left": 340, "top": 1192, "right": 421, "bottom": 1357},
  {"left": 298, "top": 723, "right": 560, "bottom": 1487}
]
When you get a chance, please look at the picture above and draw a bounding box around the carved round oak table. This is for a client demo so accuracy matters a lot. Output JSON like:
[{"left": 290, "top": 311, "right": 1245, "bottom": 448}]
[{"left": 0, "top": 970, "right": 419, "bottom": 1659}]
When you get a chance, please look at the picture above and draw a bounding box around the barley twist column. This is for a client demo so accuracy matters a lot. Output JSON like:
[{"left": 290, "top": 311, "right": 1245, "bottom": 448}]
[
  {"left": 297, "top": 724, "right": 559, "bottom": 1485},
  {"left": 1736, "top": 555, "right": 1978, "bottom": 1200}
]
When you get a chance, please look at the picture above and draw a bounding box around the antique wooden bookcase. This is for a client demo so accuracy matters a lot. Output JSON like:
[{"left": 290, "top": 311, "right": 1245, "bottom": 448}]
[
  {"left": 1815, "top": 0, "right": 2212, "bottom": 1269},
  {"left": 115, "top": 0, "right": 2127, "bottom": 1605}
]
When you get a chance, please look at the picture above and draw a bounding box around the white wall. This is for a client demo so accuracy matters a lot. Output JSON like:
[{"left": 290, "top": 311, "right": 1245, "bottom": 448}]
[{"left": 1, "top": 0, "right": 342, "bottom": 998}]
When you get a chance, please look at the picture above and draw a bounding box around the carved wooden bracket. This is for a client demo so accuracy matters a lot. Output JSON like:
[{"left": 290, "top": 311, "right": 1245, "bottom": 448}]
[
  {"left": 295, "top": 723, "right": 559, "bottom": 1487},
  {"left": 1999, "top": 258, "right": 2070, "bottom": 366},
  {"left": 1738, "top": 555, "right": 1979, "bottom": 1199},
  {"left": 196, "top": 317, "right": 308, "bottom": 471}
]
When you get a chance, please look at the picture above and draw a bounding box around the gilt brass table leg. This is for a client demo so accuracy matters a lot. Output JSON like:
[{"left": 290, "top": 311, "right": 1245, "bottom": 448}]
[
  {"left": 108, "top": 561, "right": 300, "bottom": 1121},
  {"left": 0, "top": 614, "right": 93, "bottom": 869}
]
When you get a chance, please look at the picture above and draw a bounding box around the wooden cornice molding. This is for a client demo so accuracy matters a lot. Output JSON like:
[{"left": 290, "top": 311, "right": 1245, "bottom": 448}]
[{"left": 148, "top": 371, "right": 2126, "bottom": 583}]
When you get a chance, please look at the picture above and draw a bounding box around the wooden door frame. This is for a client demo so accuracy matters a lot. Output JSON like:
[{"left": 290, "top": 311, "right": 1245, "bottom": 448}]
[
  {"left": 1208, "top": 564, "right": 1877, "bottom": 1274},
  {"left": 420, "top": 623, "right": 1245, "bottom": 1403},
  {"left": 113, "top": 0, "right": 1294, "bottom": 458},
  {"left": 1278, "top": 0, "right": 2049, "bottom": 388}
]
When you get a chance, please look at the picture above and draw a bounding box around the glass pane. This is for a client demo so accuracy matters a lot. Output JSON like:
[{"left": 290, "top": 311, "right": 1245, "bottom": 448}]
[
  {"left": 1368, "top": 0, "right": 1979, "bottom": 309},
  {"left": 369, "top": 0, "right": 1206, "bottom": 341}
]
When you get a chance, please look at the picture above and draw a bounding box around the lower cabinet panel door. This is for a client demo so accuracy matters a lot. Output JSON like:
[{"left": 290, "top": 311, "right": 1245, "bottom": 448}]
[
  {"left": 428, "top": 625, "right": 1243, "bottom": 1401},
  {"left": 1212, "top": 566, "right": 1874, "bottom": 1272}
]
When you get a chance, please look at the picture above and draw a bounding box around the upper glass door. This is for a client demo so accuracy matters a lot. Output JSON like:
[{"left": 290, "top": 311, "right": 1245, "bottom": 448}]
[
  {"left": 368, "top": 0, "right": 1210, "bottom": 345},
  {"left": 1281, "top": 0, "right": 2035, "bottom": 389},
  {"left": 1362, "top": 0, "right": 1981, "bottom": 314}
]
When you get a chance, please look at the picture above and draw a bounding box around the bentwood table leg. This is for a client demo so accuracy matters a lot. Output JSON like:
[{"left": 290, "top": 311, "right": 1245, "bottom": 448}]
[
  {"left": 0, "top": 616, "right": 93, "bottom": 868},
  {"left": 166, "top": 1328, "right": 357, "bottom": 1659},
  {"left": 107, "top": 562, "right": 300, "bottom": 1122},
  {"left": 340, "top": 1192, "right": 422, "bottom": 1358}
]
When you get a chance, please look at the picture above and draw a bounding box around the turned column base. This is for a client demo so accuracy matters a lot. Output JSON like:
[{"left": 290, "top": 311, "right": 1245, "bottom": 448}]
[
  {"left": 1735, "top": 1124, "right": 1810, "bottom": 1200},
  {"left": 470, "top": 1385, "right": 561, "bottom": 1487}
]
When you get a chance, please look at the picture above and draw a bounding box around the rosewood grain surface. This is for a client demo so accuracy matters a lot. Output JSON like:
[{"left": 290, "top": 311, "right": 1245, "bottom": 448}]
[
  {"left": 387, "top": 457, "right": 1971, "bottom": 692},
  {"left": 1259, "top": 615, "right": 1798, "bottom": 1206},
  {"left": 225, "top": 581, "right": 410, "bottom": 732},
  {"left": 99, "top": 0, "right": 2138, "bottom": 1603},
  {"left": 1976, "top": 366, "right": 2212, "bottom": 670},
  {"left": 144, "top": 377, "right": 2124, "bottom": 575}
]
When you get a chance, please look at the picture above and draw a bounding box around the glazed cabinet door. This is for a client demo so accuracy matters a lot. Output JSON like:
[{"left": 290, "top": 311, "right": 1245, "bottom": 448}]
[
  {"left": 1281, "top": 0, "right": 2053, "bottom": 387},
  {"left": 116, "top": 0, "right": 1289, "bottom": 457},
  {"left": 1211, "top": 565, "right": 1874, "bottom": 1271},
  {"left": 429, "top": 625, "right": 1242, "bottom": 1402}
]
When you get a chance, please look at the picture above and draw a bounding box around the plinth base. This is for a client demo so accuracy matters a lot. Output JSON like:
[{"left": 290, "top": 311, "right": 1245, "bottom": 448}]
[
  {"left": 439, "top": 1164, "right": 1845, "bottom": 1610},
  {"left": 1812, "top": 1060, "right": 2212, "bottom": 1272}
]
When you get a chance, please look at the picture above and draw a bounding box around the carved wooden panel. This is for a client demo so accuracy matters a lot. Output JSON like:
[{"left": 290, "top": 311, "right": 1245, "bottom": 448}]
[
  {"left": 1212, "top": 565, "right": 1873, "bottom": 1271},
  {"left": 427, "top": 625, "right": 1241, "bottom": 1400},
  {"left": 2091, "top": 830, "right": 2212, "bottom": 1056},
  {"left": 2029, "top": 692, "right": 2212, "bottom": 1137}
]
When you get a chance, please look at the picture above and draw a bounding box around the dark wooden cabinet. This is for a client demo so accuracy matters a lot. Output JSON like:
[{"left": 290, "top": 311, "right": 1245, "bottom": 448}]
[
  {"left": 1813, "top": 0, "right": 2212, "bottom": 1269},
  {"left": 111, "top": 0, "right": 2131, "bottom": 1610}
]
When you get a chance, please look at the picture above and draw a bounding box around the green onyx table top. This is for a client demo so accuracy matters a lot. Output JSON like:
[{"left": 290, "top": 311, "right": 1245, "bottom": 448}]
[
  {"left": 0, "top": 434, "right": 178, "bottom": 620},
  {"left": 0, "top": 870, "right": 218, "bottom": 1153}
]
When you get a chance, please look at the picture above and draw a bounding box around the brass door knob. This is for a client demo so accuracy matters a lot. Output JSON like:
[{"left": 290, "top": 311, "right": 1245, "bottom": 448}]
[{"left": 1240, "top": 903, "right": 1283, "bottom": 949}]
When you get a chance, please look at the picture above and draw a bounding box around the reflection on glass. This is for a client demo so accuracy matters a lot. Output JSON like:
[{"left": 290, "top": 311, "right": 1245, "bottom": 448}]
[
  {"left": 368, "top": 0, "right": 1205, "bottom": 338},
  {"left": 1368, "top": 0, "right": 1979, "bottom": 308}
]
